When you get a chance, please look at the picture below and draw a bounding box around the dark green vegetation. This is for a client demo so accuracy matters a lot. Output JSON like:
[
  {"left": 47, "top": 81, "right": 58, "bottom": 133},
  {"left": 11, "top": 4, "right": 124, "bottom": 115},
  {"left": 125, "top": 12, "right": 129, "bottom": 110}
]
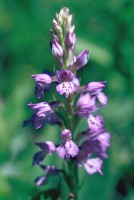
[{"left": 0, "top": 0, "right": 134, "bottom": 199}]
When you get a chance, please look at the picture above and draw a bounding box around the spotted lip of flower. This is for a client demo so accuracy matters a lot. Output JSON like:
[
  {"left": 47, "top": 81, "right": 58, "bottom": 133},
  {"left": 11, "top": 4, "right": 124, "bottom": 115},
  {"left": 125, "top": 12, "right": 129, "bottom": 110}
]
[
  {"left": 56, "top": 69, "right": 79, "bottom": 98},
  {"left": 75, "top": 50, "right": 89, "bottom": 70},
  {"left": 87, "top": 114, "right": 104, "bottom": 132},
  {"left": 56, "top": 129, "right": 79, "bottom": 161}
]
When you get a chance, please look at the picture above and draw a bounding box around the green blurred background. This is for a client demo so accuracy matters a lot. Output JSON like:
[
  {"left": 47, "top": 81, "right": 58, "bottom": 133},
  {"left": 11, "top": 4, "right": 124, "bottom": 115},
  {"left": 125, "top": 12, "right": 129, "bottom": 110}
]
[{"left": 0, "top": 0, "right": 134, "bottom": 199}]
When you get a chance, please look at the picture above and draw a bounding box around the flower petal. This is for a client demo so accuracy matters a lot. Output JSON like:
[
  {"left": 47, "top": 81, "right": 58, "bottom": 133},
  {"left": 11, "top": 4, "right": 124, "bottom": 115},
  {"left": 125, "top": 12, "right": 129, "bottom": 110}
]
[
  {"left": 56, "top": 145, "right": 66, "bottom": 158},
  {"left": 84, "top": 158, "right": 103, "bottom": 175},
  {"left": 56, "top": 81, "right": 78, "bottom": 98},
  {"left": 65, "top": 140, "right": 79, "bottom": 159},
  {"left": 34, "top": 175, "right": 48, "bottom": 186},
  {"left": 87, "top": 114, "right": 104, "bottom": 132},
  {"left": 96, "top": 92, "right": 108, "bottom": 106}
]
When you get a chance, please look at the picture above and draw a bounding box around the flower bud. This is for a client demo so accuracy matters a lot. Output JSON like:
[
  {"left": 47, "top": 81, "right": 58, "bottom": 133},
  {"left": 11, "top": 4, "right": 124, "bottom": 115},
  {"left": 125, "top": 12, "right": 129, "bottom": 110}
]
[
  {"left": 67, "top": 14, "right": 73, "bottom": 26},
  {"left": 65, "top": 31, "right": 76, "bottom": 47},
  {"left": 59, "top": 7, "right": 69, "bottom": 20},
  {"left": 52, "top": 19, "right": 62, "bottom": 34},
  {"left": 52, "top": 39, "right": 63, "bottom": 58},
  {"left": 75, "top": 50, "right": 89, "bottom": 69},
  {"left": 56, "top": 7, "right": 73, "bottom": 30},
  {"left": 69, "top": 25, "right": 75, "bottom": 33}
]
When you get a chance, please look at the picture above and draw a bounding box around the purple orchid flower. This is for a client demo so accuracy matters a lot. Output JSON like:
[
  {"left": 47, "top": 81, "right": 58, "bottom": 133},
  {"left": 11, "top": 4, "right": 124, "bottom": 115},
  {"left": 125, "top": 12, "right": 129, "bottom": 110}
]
[
  {"left": 86, "top": 81, "right": 108, "bottom": 105},
  {"left": 77, "top": 149, "right": 103, "bottom": 175},
  {"left": 79, "top": 128, "right": 111, "bottom": 160},
  {"left": 56, "top": 129, "right": 79, "bottom": 161},
  {"left": 32, "top": 71, "right": 54, "bottom": 99},
  {"left": 33, "top": 141, "right": 56, "bottom": 165},
  {"left": 32, "top": 74, "right": 52, "bottom": 99},
  {"left": 26, "top": 102, "right": 58, "bottom": 129},
  {"left": 26, "top": 113, "right": 45, "bottom": 129},
  {"left": 76, "top": 93, "right": 100, "bottom": 117},
  {"left": 56, "top": 69, "right": 79, "bottom": 98},
  {"left": 77, "top": 129, "right": 110, "bottom": 175},
  {"left": 24, "top": 101, "right": 61, "bottom": 129}
]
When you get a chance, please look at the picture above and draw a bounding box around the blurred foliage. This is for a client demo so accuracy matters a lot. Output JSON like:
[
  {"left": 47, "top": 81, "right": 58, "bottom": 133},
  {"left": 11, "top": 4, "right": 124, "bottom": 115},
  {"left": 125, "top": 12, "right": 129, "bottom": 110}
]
[{"left": 0, "top": 0, "right": 134, "bottom": 199}]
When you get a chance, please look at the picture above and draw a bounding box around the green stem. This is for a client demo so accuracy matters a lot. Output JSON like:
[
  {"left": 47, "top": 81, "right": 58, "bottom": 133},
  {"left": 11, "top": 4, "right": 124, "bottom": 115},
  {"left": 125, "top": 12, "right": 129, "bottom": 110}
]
[
  {"left": 65, "top": 99, "right": 79, "bottom": 200},
  {"left": 68, "top": 160, "right": 78, "bottom": 200}
]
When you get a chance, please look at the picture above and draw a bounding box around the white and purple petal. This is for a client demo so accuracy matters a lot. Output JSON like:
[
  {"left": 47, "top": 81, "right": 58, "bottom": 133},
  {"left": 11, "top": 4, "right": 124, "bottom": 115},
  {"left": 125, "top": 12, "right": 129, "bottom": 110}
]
[
  {"left": 32, "top": 74, "right": 52, "bottom": 85},
  {"left": 35, "top": 175, "right": 48, "bottom": 186},
  {"left": 61, "top": 129, "right": 72, "bottom": 141},
  {"left": 56, "top": 81, "right": 78, "bottom": 98},
  {"left": 97, "top": 131, "right": 111, "bottom": 148},
  {"left": 65, "top": 140, "right": 79, "bottom": 161},
  {"left": 35, "top": 141, "right": 56, "bottom": 153},
  {"left": 86, "top": 81, "right": 106, "bottom": 94},
  {"left": 87, "top": 114, "right": 104, "bottom": 132},
  {"left": 96, "top": 91, "right": 108, "bottom": 106},
  {"left": 56, "top": 145, "right": 66, "bottom": 159},
  {"left": 52, "top": 39, "right": 63, "bottom": 58},
  {"left": 84, "top": 158, "right": 103, "bottom": 175}
]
